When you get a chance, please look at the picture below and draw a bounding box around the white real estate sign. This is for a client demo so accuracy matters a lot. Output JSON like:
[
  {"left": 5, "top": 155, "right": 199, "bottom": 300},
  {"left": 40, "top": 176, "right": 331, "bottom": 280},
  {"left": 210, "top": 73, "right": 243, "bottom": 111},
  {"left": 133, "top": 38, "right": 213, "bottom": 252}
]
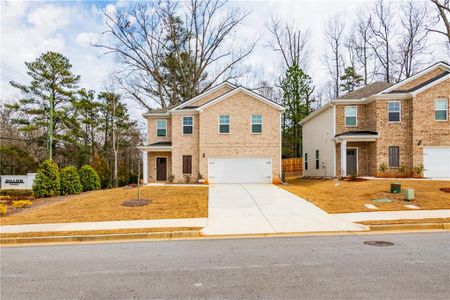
[
  {"left": 0, "top": 173, "right": 36, "bottom": 189},
  {"left": 208, "top": 158, "right": 272, "bottom": 183}
]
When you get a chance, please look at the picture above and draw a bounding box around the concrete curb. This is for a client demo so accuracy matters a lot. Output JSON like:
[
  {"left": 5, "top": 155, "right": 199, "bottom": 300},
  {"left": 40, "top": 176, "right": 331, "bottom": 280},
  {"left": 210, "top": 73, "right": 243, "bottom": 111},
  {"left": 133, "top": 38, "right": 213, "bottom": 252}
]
[
  {"left": 0, "top": 230, "right": 200, "bottom": 245},
  {"left": 369, "top": 223, "right": 450, "bottom": 231}
]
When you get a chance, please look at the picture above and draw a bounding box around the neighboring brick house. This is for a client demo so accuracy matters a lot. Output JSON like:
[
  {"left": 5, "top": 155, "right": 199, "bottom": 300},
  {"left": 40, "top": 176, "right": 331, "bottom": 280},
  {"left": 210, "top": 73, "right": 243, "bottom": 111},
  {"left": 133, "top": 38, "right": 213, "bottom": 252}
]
[
  {"left": 139, "top": 82, "right": 285, "bottom": 184},
  {"left": 301, "top": 61, "right": 450, "bottom": 178}
]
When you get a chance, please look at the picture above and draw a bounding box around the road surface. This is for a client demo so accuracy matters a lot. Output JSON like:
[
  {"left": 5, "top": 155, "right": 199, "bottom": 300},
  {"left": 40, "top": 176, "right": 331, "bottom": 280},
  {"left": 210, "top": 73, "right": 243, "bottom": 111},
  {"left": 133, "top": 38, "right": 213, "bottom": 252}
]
[{"left": 1, "top": 232, "right": 449, "bottom": 299}]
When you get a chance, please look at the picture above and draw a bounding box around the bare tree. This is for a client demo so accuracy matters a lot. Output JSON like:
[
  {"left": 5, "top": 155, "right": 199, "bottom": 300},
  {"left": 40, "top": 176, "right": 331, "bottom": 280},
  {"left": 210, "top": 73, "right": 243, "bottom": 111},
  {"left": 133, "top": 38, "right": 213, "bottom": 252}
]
[
  {"left": 397, "top": 1, "right": 429, "bottom": 80},
  {"left": 428, "top": 0, "right": 450, "bottom": 43},
  {"left": 353, "top": 15, "right": 375, "bottom": 86},
  {"left": 367, "top": 0, "right": 396, "bottom": 83},
  {"left": 323, "top": 15, "right": 345, "bottom": 98},
  {"left": 267, "top": 19, "right": 311, "bottom": 69},
  {"left": 95, "top": 0, "right": 255, "bottom": 110}
]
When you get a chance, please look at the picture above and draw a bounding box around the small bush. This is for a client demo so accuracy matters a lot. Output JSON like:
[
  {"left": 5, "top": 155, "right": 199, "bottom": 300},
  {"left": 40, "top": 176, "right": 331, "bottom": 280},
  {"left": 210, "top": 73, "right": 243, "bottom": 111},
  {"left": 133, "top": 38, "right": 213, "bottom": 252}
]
[
  {"left": 167, "top": 175, "right": 174, "bottom": 184},
  {"left": 78, "top": 165, "right": 101, "bottom": 192},
  {"left": 60, "top": 165, "right": 83, "bottom": 195},
  {"left": 183, "top": 175, "right": 191, "bottom": 183},
  {"left": 0, "top": 189, "right": 33, "bottom": 197},
  {"left": 33, "top": 159, "right": 60, "bottom": 198},
  {"left": 12, "top": 200, "right": 32, "bottom": 209},
  {"left": 378, "top": 163, "right": 388, "bottom": 173},
  {"left": 0, "top": 204, "right": 7, "bottom": 216},
  {"left": 398, "top": 163, "right": 406, "bottom": 175},
  {"left": 413, "top": 164, "right": 424, "bottom": 177}
]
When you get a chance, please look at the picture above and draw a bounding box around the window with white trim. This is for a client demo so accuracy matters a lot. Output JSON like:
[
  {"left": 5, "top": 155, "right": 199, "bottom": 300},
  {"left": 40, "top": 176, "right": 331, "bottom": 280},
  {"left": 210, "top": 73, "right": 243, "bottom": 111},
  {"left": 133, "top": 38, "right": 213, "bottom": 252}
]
[
  {"left": 344, "top": 106, "right": 357, "bottom": 126},
  {"left": 304, "top": 153, "right": 308, "bottom": 170},
  {"left": 182, "top": 116, "right": 193, "bottom": 134},
  {"left": 435, "top": 99, "right": 448, "bottom": 121},
  {"left": 219, "top": 115, "right": 230, "bottom": 133},
  {"left": 251, "top": 114, "right": 262, "bottom": 133},
  {"left": 388, "top": 101, "right": 401, "bottom": 123},
  {"left": 315, "top": 150, "right": 320, "bottom": 169},
  {"left": 156, "top": 119, "right": 167, "bottom": 137}
]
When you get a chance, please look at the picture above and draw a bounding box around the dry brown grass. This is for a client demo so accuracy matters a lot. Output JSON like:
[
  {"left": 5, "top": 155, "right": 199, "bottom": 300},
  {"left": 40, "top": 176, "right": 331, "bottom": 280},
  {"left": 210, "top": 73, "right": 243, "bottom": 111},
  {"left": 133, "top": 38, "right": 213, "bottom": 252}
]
[
  {"left": 0, "top": 227, "right": 201, "bottom": 239},
  {"left": 0, "top": 186, "right": 208, "bottom": 225},
  {"left": 281, "top": 178, "right": 450, "bottom": 214},
  {"left": 358, "top": 218, "right": 450, "bottom": 225}
]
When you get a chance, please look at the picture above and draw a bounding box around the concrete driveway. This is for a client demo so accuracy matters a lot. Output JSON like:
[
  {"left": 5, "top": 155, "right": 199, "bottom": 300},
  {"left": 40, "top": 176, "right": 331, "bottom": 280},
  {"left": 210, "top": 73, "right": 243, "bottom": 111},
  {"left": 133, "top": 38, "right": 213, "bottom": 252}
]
[{"left": 201, "top": 184, "right": 367, "bottom": 235}]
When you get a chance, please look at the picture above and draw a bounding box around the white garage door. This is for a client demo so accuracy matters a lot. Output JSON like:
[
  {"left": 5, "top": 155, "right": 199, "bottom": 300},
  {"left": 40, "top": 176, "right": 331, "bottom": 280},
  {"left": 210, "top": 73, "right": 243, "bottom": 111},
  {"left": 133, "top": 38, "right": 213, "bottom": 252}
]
[
  {"left": 423, "top": 147, "right": 450, "bottom": 178},
  {"left": 208, "top": 158, "right": 272, "bottom": 183}
]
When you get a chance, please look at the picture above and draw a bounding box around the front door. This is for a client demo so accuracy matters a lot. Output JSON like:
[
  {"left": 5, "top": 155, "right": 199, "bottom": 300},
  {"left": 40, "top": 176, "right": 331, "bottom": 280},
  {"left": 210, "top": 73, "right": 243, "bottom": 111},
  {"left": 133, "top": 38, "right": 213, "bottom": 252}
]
[
  {"left": 346, "top": 149, "right": 358, "bottom": 176},
  {"left": 156, "top": 157, "right": 167, "bottom": 181}
]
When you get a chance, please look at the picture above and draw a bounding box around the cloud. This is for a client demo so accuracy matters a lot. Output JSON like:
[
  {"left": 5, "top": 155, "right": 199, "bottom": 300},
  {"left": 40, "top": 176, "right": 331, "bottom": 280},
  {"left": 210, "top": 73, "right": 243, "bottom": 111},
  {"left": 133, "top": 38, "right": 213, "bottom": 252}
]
[{"left": 76, "top": 32, "right": 99, "bottom": 46}]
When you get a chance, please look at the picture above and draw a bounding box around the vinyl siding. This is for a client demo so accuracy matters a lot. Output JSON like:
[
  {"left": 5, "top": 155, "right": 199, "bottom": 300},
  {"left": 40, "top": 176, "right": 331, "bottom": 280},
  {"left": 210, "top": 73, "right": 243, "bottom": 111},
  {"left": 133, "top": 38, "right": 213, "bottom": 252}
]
[{"left": 302, "top": 106, "right": 335, "bottom": 177}]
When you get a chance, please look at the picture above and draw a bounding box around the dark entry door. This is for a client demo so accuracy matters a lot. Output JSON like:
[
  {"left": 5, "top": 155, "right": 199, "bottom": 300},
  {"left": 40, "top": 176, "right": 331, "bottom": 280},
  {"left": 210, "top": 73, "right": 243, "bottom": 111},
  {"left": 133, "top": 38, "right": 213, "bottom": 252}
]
[
  {"left": 346, "top": 149, "right": 357, "bottom": 176},
  {"left": 156, "top": 157, "right": 167, "bottom": 181}
]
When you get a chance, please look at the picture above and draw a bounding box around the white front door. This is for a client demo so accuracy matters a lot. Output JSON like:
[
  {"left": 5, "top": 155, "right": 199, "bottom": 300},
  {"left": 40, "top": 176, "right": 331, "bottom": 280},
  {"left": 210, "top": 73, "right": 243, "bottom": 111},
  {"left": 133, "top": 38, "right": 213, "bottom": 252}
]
[
  {"left": 423, "top": 147, "right": 450, "bottom": 178},
  {"left": 208, "top": 158, "right": 272, "bottom": 183}
]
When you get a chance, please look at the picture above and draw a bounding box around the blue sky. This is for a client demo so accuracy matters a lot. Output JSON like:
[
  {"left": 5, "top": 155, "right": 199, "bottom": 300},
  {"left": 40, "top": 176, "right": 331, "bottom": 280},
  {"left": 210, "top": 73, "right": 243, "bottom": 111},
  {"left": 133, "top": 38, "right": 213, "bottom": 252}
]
[{"left": 1, "top": 0, "right": 448, "bottom": 121}]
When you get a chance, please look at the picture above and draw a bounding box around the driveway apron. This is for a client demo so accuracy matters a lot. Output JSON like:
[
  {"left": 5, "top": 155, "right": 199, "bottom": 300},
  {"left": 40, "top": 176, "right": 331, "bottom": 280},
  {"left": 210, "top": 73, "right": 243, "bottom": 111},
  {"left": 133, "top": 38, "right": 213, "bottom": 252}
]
[{"left": 201, "top": 184, "right": 367, "bottom": 235}]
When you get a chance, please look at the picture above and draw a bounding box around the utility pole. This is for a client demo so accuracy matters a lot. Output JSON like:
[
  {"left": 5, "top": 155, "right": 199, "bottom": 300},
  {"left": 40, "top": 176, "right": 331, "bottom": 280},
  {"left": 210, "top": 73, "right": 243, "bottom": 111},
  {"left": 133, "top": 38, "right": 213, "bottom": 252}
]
[{"left": 49, "top": 94, "right": 54, "bottom": 160}]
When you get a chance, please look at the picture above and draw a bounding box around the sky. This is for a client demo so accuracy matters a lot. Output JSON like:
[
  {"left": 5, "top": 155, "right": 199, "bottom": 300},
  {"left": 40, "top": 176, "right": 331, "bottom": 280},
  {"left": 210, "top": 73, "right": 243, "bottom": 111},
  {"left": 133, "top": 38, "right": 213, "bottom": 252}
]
[{"left": 1, "top": 0, "right": 449, "bottom": 121}]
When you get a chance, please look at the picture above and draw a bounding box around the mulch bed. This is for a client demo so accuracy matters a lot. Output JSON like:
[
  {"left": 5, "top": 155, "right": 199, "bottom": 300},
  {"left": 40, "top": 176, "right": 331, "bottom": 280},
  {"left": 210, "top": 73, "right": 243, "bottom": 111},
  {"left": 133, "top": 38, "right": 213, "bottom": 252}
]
[
  {"left": 440, "top": 188, "right": 450, "bottom": 193},
  {"left": 122, "top": 199, "right": 151, "bottom": 207}
]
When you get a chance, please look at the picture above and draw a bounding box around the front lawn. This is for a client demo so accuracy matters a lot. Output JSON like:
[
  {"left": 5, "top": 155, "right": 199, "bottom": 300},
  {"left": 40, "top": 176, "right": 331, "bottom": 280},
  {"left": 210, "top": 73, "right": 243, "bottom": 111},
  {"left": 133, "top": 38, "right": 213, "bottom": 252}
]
[
  {"left": 0, "top": 186, "right": 208, "bottom": 225},
  {"left": 281, "top": 178, "right": 450, "bottom": 214}
]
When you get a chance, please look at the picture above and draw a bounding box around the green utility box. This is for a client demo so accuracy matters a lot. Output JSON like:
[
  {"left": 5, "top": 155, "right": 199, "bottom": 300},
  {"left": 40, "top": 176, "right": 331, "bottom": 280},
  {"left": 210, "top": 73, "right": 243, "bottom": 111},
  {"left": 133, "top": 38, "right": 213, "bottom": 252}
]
[
  {"left": 390, "top": 182, "right": 401, "bottom": 194},
  {"left": 404, "top": 188, "right": 415, "bottom": 201}
]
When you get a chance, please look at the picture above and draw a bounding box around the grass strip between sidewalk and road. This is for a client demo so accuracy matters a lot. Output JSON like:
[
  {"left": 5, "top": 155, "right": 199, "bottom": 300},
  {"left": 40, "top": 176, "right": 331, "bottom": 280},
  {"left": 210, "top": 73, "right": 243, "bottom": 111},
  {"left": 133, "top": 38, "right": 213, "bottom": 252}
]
[{"left": 357, "top": 218, "right": 450, "bottom": 226}]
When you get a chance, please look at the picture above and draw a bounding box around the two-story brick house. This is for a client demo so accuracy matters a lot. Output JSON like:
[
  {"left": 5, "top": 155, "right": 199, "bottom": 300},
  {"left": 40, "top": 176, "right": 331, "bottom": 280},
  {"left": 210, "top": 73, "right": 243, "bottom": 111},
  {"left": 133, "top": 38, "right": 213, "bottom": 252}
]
[
  {"left": 139, "top": 82, "right": 285, "bottom": 184},
  {"left": 301, "top": 61, "right": 450, "bottom": 178}
]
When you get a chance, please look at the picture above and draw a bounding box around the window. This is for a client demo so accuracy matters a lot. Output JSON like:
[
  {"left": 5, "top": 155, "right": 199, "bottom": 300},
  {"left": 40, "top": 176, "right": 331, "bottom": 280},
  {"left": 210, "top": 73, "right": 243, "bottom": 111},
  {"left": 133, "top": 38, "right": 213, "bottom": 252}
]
[
  {"left": 388, "top": 146, "right": 400, "bottom": 168},
  {"left": 251, "top": 114, "right": 263, "bottom": 133},
  {"left": 435, "top": 99, "right": 448, "bottom": 121},
  {"left": 304, "top": 153, "right": 308, "bottom": 170},
  {"left": 388, "top": 101, "right": 401, "bottom": 123},
  {"left": 156, "top": 119, "right": 167, "bottom": 137},
  {"left": 344, "top": 106, "right": 357, "bottom": 126},
  {"left": 182, "top": 155, "right": 192, "bottom": 174},
  {"left": 315, "top": 150, "right": 320, "bottom": 169},
  {"left": 219, "top": 115, "right": 230, "bottom": 133},
  {"left": 183, "top": 116, "right": 193, "bottom": 134}
]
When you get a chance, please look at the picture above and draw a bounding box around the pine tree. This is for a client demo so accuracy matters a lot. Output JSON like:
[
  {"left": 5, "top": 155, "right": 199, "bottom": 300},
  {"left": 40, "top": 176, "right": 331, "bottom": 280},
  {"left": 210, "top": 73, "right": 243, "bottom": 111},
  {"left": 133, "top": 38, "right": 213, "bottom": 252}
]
[
  {"left": 7, "top": 51, "right": 80, "bottom": 161},
  {"left": 340, "top": 67, "right": 363, "bottom": 93},
  {"left": 280, "top": 65, "right": 315, "bottom": 158}
]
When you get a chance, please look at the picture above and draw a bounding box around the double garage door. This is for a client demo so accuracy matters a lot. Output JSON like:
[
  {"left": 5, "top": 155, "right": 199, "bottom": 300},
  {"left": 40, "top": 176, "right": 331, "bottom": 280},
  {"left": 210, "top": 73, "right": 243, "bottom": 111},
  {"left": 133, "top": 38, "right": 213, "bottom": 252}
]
[
  {"left": 208, "top": 158, "right": 272, "bottom": 183},
  {"left": 423, "top": 147, "right": 450, "bottom": 178}
]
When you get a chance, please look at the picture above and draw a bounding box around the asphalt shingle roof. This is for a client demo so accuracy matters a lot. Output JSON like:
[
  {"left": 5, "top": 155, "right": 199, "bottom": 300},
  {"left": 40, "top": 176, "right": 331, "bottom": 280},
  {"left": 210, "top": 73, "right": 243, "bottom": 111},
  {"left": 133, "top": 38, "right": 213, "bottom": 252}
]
[{"left": 337, "top": 82, "right": 394, "bottom": 100}]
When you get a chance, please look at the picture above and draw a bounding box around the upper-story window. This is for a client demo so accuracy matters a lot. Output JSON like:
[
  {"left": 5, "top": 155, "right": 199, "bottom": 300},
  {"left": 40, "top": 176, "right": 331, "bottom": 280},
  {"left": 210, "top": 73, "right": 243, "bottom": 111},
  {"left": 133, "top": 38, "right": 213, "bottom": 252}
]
[
  {"left": 344, "top": 106, "right": 357, "bottom": 127},
  {"left": 219, "top": 115, "right": 230, "bottom": 133},
  {"left": 156, "top": 119, "right": 167, "bottom": 137},
  {"left": 251, "top": 114, "right": 263, "bottom": 133},
  {"left": 183, "top": 116, "right": 193, "bottom": 135},
  {"left": 435, "top": 99, "right": 448, "bottom": 121},
  {"left": 388, "top": 101, "right": 401, "bottom": 123}
]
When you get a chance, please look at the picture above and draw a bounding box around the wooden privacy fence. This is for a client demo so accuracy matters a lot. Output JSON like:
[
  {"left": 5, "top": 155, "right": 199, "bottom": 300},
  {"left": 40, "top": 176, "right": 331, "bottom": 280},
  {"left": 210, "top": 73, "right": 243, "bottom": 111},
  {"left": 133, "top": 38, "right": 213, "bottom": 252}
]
[{"left": 282, "top": 158, "right": 303, "bottom": 177}]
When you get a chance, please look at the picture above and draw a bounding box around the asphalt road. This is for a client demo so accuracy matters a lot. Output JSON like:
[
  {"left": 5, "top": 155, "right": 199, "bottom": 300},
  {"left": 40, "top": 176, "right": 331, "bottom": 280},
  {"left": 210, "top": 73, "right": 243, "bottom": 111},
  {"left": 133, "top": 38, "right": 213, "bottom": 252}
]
[{"left": 1, "top": 232, "right": 449, "bottom": 299}]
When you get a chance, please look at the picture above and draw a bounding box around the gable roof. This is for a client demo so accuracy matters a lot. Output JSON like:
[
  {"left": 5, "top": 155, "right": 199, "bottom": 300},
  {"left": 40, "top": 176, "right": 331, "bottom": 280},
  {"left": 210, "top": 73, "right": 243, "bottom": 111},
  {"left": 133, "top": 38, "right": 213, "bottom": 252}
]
[
  {"left": 195, "top": 86, "right": 285, "bottom": 112},
  {"left": 169, "top": 82, "right": 236, "bottom": 111},
  {"left": 337, "top": 82, "right": 393, "bottom": 100},
  {"left": 378, "top": 61, "right": 450, "bottom": 95}
]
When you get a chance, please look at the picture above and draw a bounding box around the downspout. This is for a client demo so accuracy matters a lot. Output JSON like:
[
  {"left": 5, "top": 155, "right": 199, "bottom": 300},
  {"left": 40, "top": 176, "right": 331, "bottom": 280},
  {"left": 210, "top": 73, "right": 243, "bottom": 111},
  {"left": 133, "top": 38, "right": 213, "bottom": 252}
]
[{"left": 332, "top": 103, "right": 337, "bottom": 178}]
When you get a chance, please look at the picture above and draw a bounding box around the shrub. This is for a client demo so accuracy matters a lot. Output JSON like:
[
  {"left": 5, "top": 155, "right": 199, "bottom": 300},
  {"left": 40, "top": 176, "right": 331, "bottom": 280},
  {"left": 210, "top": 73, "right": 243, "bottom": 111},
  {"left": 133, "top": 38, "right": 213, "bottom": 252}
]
[
  {"left": 378, "top": 163, "right": 388, "bottom": 173},
  {"left": 12, "top": 200, "right": 32, "bottom": 209},
  {"left": 60, "top": 165, "right": 83, "bottom": 195},
  {"left": 183, "top": 175, "right": 191, "bottom": 183},
  {"left": 0, "top": 189, "right": 33, "bottom": 197},
  {"left": 32, "top": 159, "right": 60, "bottom": 198},
  {"left": 92, "top": 153, "right": 111, "bottom": 188},
  {"left": 413, "top": 164, "right": 425, "bottom": 177},
  {"left": 78, "top": 165, "right": 101, "bottom": 191},
  {"left": 167, "top": 175, "right": 175, "bottom": 184},
  {"left": 0, "top": 204, "right": 7, "bottom": 216}
]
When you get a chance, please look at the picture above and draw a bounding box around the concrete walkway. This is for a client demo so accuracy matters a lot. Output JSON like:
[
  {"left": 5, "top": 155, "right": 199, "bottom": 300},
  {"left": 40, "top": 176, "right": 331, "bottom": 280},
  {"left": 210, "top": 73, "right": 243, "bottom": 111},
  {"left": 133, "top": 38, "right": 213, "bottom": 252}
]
[
  {"left": 334, "top": 210, "right": 450, "bottom": 222},
  {"left": 0, "top": 218, "right": 208, "bottom": 234},
  {"left": 201, "top": 184, "right": 367, "bottom": 235}
]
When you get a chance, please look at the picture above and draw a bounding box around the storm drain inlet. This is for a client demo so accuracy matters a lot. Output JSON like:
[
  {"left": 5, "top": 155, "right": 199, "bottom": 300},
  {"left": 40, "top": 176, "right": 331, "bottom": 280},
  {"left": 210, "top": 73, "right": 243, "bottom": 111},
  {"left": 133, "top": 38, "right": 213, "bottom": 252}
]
[{"left": 363, "top": 241, "right": 394, "bottom": 247}]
